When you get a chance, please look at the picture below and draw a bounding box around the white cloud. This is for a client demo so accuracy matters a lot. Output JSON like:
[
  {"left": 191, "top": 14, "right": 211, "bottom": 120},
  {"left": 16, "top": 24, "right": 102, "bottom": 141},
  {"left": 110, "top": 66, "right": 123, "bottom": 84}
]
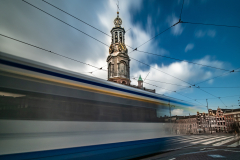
[
  {"left": 185, "top": 43, "right": 194, "bottom": 52},
  {"left": 131, "top": 56, "right": 225, "bottom": 94},
  {"left": 167, "top": 14, "right": 183, "bottom": 36},
  {"left": 172, "top": 109, "right": 184, "bottom": 116},
  {"left": 0, "top": 0, "right": 227, "bottom": 105},
  {"left": 195, "top": 29, "right": 216, "bottom": 38}
]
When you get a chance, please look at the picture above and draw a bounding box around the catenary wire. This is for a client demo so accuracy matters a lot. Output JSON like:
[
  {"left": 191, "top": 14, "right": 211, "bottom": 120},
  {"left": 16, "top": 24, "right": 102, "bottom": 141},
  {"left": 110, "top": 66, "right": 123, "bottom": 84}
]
[
  {"left": 23, "top": 0, "right": 237, "bottom": 107},
  {"left": 131, "top": 78, "right": 205, "bottom": 107},
  {"left": 174, "top": 67, "right": 240, "bottom": 92},
  {"left": 140, "top": 78, "right": 189, "bottom": 87},
  {"left": 132, "top": 78, "right": 205, "bottom": 106},
  {"left": 129, "top": 56, "right": 192, "bottom": 85},
  {"left": 22, "top": 0, "right": 109, "bottom": 47},
  {"left": 181, "top": 21, "right": 240, "bottom": 29},
  {"left": 41, "top": 0, "right": 237, "bottom": 74},
  {"left": 197, "top": 86, "right": 240, "bottom": 88},
  {"left": 179, "top": 0, "right": 185, "bottom": 20},
  {"left": 42, "top": 0, "right": 111, "bottom": 37},
  {"left": 42, "top": 0, "right": 136, "bottom": 51},
  {"left": 195, "top": 95, "right": 240, "bottom": 100},
  {"left": 218, "top": 97, "right": 227, "bottom": 107},
  {"left": 136, "top": 50, "right": 239, "bottom": 72},
  {"left": 196, "top": 68, "right": 240, "bottom": 85},
  {"left": 143, "top": 81, "right": 205, "bottom": 106},
  {"left": 0, "top": 34, "right": 198, "bottom": 105},
  {"left": 0, "top": 33, "right": 108, "bottom": 72},
  {"left": 132, "top": 22, "right": 179, "bottom": 51},
  {"left": 0, "top": 32, "right": 222, "bottom": 108}
]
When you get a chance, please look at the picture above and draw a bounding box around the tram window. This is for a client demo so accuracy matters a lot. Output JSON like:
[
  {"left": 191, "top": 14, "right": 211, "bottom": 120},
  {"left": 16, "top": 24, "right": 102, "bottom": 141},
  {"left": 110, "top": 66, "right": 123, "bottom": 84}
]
[{"left": 0, "top": 89, "right": 159, "bottom": 122}]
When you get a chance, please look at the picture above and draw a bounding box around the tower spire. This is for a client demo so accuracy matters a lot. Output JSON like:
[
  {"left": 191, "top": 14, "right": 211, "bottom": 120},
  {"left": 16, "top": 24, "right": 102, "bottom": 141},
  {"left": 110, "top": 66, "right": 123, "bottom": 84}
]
[
  {"left": 106, "top": 9, "right": 130, "bottom": 85},
  {"left": 116, "top": 0, "right": 120, "bottom": 13}
]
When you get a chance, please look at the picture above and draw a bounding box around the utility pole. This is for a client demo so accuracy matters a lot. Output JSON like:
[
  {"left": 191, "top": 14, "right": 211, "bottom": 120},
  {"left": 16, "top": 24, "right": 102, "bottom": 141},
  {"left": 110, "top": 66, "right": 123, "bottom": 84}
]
[
  {"left": 169, "top": 101, "right": 171, "bottom": 123},
  {"left": 206, "top": 99, "right": 212, "bottom": 134},
  {"left": 168, "top": 101, "right": 175, "bottom": 123},
  {"left": 189, "top": 113, "right": 191, "bottom": 134}
]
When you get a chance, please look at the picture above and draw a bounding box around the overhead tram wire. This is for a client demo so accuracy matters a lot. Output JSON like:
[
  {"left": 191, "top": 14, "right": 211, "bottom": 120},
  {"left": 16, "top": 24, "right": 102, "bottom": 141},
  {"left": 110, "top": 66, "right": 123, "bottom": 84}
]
[
  {"left": 132, "top": 77, "right": 188, "bottom": 88},
  {"left": 219, "top": 97, "right": 228, "bottom": 107},
  {"left": 0, "top": 35, "right": 204, "bottom": 108},
  {"left": 3, "top": 33, "right": 196, "bottom": 105},
  {"left": 174, "top": 67, "right": 240, "bottom": 92},
  {"left": 132, "top": 22, "right": 179, "bottom": 51},
  {"left": 129, "top": 56, "right": 193, "bottom": 86},
  {"left": 195, "top": 95, "right": 240, "bottom": 100},
  {"left": 41, "top": 0, "right": 135, "bottom": 51},
  {"left": 197, "top": 86, "right": 240, "bottom": 88},
  {"left": 41, "top": 0, "right": 233, "bottom": 74},
  {"left": 179, "top": 0, "right": 185, "bottom": 20},
  {"left": 0, "top": 34, "right": 136, "bottom": 84},
  {"left": 0, "top": 38, "right": 230, "bottom": 108},
  {"left": 136, "top": 50, "right": 238, "bottom": 72},
  {"left": 40, "top": 0, "right": 137, "bottom": 71},
  {"left": 141, "top": 78, "right": 189, "bottom": 87},
  {"left": 0, "top": 34, "right": 108, "bottom": 73},
  {"left": 23, "top": 0, "right": 236, "bottom": 107},
  {"left": 172, "top": 68, "right": 240, "bottom": 107},
  {"left": 180, "top": 21, "right": 240, "bottom": 29},
  {"left": 42, "top": 0, "right": 111, "bottom": 37},
  {"left": 40, "top": 0, "right": 195, "bottom": 87},
  {"left": 131, "top": 78, "right": 205, "bottom": 106},
  {"left": 195, "top": 67, "right": 240, "bottom": 85},
  {"left": 129, "top": 0, "right": 185, "bottom": 51},
  {"left": 0, "top": 34, "right": 133, "bottom": 83},
  {"left": 129, "top": 0, "right": 239, "bottom": 72},
  {"left": 22, "top": 0, "right": 109, "bottom": 47},
  {"left": 139, "top": 80, "right": 205, "bottom": 107}
]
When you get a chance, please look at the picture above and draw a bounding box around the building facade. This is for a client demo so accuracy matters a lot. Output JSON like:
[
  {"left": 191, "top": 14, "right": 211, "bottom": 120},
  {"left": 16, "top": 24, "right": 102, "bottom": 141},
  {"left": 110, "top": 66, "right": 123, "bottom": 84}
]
[
  {"left": 215, "top": 107, "right": 226, "bottom": 132},
  {"left": 224, "top": 109, "right": 240, "bottom": 132},
  {"left": 175, "top": 116, "right": 198, "bottom": 134}
]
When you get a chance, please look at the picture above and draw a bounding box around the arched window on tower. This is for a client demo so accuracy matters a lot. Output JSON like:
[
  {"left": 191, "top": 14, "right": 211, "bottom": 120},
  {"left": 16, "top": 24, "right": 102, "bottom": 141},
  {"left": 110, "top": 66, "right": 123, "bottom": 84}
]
[
  {"left": 119, "top": 61, "right": 126, "bottom": 77},
  {"left": 119, "top": 32, "right": 122, "bottom": 43},
  {"left": 108, "top": 63, "right": 114, "bottom": 78},
  {"left": 115, "top": 32, "right": 118, "bottom": 43}
]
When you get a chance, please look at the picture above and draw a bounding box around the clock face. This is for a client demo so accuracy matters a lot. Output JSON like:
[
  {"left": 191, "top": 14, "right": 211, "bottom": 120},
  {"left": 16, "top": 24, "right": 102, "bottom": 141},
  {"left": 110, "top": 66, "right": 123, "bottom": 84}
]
[{"left": 114, "top": 17, "right": 122, "bottom": 26}]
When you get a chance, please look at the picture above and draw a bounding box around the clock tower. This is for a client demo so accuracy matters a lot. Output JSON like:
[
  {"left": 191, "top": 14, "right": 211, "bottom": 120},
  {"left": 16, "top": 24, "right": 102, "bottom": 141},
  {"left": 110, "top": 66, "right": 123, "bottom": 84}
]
[{"left": 107, "top": 12, "right": 130, "bottom": 85}]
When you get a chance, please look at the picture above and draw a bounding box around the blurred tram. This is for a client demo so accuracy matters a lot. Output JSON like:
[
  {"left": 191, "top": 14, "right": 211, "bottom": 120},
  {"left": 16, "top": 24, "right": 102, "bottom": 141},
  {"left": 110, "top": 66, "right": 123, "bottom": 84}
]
[{"left": 0, "top": 52, "right": 193, "bottom": 160}]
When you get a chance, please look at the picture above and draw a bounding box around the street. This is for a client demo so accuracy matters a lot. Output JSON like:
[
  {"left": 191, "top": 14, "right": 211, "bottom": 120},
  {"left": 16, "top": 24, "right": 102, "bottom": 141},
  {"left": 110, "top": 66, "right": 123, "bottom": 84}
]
[{"left": 139, "top": 134, "right": 240, "bottom": 160}]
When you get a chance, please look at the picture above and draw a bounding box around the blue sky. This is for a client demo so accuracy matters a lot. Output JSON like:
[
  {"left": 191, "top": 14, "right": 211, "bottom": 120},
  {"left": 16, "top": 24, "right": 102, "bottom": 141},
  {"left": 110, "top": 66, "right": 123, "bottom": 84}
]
[{"left": 0, "top": 0, "right": 239, "bottom": 115}]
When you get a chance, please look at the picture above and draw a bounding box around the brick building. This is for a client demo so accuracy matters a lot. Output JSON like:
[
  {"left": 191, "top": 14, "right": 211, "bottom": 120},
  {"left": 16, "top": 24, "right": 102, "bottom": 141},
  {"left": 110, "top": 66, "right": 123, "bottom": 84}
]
[{"left": 223, "top": 109, "right": 240, "bottom": 132}]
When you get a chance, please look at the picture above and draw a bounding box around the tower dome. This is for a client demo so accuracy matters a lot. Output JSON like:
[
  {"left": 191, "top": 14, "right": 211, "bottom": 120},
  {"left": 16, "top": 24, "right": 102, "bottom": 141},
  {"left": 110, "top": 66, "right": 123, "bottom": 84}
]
[{"left": 114, "top": 12, "right": 122, "bottom": 27}]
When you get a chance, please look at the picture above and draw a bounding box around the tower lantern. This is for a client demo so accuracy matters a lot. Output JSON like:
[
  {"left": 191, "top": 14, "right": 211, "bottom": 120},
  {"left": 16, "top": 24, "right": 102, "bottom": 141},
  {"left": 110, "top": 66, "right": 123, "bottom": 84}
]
[{"left": 107, "top": 12, "right": 130, "bottom": 85}]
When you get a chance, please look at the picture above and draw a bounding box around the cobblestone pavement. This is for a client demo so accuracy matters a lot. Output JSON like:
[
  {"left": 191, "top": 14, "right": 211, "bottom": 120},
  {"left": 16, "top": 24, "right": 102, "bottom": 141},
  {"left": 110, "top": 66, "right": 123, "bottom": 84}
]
[{"left": 139, "top": 135, "right": 240, "bottom": 160}]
